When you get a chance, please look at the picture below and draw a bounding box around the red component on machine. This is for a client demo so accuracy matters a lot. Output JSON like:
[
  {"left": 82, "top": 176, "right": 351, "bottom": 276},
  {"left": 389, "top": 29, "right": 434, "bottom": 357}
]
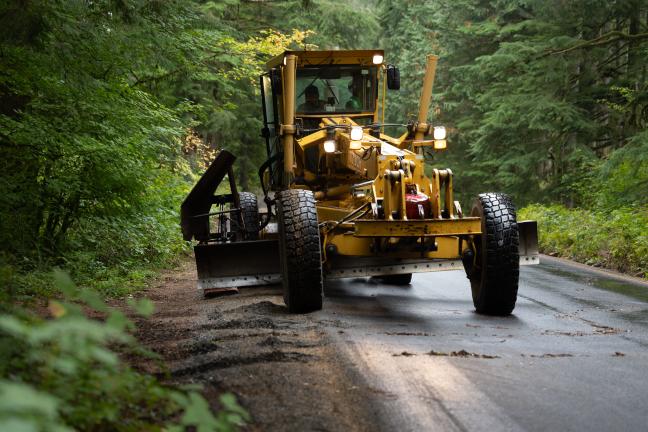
[{"left": 405, "top": 192, "right": 431, "bottom": 219}]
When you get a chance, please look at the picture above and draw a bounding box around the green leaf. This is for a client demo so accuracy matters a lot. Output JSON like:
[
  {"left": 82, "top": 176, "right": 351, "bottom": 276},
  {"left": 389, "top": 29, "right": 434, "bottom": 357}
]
[
  {"left": 0, "top": 381, "right": 59, "bottom": 417},
  {"left": 178, "top": 392, "right": 220, "bottom": 431},
  {"left": 127, "top": 298, "right": 155, "bottom": 317},
  {"left": 52, "top": 270, "right": 76, "bottom": 298}
]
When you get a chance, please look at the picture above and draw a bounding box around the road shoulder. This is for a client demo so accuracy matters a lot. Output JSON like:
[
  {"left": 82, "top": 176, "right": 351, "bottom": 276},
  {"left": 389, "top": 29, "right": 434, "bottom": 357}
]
[
  {"left": 540, "top": 254, "right": 648, "bottom": 286},
  {"left": 131, "top": 261, "right": 380, "bottom": 431}
]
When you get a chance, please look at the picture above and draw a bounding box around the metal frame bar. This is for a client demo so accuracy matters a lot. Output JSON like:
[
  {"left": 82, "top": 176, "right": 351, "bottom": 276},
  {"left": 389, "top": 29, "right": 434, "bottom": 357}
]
[
  {"left": 327, "top": 259, "right": 463, "bottom": 279},
  {"left": 353, "top": 217, "right": 482, "bottom": 237}
]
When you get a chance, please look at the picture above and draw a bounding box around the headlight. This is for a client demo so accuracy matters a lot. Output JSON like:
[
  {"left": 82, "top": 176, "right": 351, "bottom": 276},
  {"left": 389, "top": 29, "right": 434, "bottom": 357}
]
[
  {"left": 434, "top": 139, "right": 447, "bottom": 150},
  {"left": 372, "top": 54, "right": 384, "bottom": 65},
  {"left": 324, "top": 139, "right": 337, "bottom": 153},
  {"left": 350, "top": 126, "right": 363, "bottom": 141},
  {"left": 433, "top": 126, "right": 447, "bottom": 140}
]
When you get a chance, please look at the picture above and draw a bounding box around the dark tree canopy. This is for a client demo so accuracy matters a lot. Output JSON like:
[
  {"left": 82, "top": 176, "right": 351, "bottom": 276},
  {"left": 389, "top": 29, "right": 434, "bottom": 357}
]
[{"left": 1, "top": 0, "right": 646, "bottom": 268}]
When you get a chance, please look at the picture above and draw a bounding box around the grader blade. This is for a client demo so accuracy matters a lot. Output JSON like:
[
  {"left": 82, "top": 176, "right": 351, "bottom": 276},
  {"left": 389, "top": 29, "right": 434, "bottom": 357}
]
[
  {"left": 194, "top": 240, "right": 281, "bottom": 295},
  {"left": 518, "top": 220, "right": 539, "bottom": 265},
  {"left": 181, "top": 149, "right": 239, "bottom": 242}
]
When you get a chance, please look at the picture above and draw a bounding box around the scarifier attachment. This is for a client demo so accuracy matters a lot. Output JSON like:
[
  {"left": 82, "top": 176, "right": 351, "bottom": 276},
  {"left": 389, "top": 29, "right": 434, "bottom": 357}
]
[
  {"left": 181, "top": 150, "right": 279, "bottom": 295},
  {"left": 181, "top": 150, "right": 240, "bottom": 242}
]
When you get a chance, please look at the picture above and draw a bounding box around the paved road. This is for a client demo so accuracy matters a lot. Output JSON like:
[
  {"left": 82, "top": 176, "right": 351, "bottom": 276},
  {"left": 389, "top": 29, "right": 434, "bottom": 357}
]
[{"left": 320, "top": 256, "right": 648, "bottom": 431}]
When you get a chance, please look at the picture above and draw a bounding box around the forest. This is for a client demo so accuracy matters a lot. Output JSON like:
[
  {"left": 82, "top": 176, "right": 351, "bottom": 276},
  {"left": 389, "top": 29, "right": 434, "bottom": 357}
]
[{"left": 1, "top": 0, "right": 647, "bottom": 430}]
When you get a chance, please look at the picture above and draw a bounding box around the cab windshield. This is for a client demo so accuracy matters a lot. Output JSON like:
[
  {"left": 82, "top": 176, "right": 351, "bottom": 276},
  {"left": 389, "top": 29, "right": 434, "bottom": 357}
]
[{"left": 295, "top": 66, "right": 377, "bottom": 114}]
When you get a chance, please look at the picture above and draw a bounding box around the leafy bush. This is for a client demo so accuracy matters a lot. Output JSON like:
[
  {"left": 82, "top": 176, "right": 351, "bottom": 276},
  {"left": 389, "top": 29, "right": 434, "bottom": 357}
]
[
  {"left": 519, "top": 205, "right": 648, "bottom": 279},
  {"left": 0, "top": 271, "right": 249, "bottom": 431},
  {"left": 596, "top": 130, "right": 648, "bottom": 208},
  {"left": 0, "top": 166, "right": 192, "bottom": 301},
  {"left": 0, "top": 0, "right": 315, "bottom": 300},
  {"left": 62, "top": 169, "right": 192, "bottom": 297}
]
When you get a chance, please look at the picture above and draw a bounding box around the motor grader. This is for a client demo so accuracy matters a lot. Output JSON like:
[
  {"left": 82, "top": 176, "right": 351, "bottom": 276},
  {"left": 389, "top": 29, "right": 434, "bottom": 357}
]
[{"left": 181, "top": 50, "right": 539, "bottom": 315}]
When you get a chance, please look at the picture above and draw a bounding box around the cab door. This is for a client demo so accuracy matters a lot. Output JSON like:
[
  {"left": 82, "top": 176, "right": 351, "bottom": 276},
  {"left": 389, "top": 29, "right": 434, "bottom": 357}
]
[{"left": 260, "top": 70, "right": 282, "bottom": 189}]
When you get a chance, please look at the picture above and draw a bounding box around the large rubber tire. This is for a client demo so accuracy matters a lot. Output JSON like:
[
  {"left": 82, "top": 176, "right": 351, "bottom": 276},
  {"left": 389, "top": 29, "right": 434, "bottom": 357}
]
[
  {"left": 376, "top": 273, "right": 412, "bottom": 285},
  {"left": 469, "top": 193, "right": 520, "bottom": 316},
  {"left": 277, "top": 189, "right": 324, "bottom": 313},
  {"left": 231, "top": 192, "right": 259, "bottom": 240}
]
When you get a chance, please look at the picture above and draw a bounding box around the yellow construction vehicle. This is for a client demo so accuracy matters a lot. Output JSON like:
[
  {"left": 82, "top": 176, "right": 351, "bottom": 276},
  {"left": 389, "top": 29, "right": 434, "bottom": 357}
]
[{"left": 181, "top": 50, "right": 539, "bottom": 315}]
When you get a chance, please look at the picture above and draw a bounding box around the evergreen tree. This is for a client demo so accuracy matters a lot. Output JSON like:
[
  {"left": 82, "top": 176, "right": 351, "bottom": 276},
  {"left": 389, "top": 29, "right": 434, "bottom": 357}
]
[{"left": 378, "top": 0, "right": 648, "bottom": 207}]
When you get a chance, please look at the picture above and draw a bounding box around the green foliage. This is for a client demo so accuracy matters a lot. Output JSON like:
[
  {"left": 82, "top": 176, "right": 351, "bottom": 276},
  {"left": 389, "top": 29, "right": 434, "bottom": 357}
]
[
  {"left": 183, "top": 0, "right": 380, "bottom": 191},
  {"left": 379, "top": 0, "right": 439, "bottom": 121},
  {"left": 0, "top": 0, "right": 383, "bottom": 273},
  {"left": 0, "top": 380, "right": 72, "bottom": 432},
  {"left": 0, "top": 0, "right": 195, "bottom": 260},
  {"left": 520, "top": 204, "right": 648, "bottom": 278},
  {"left": 0, "top": 2, "right": 326, "bottom": 428},
  {"left": 0, "top": 0, "right": 320, "bottom": 297},
  {"left": 1, "top": 0, "right": 643, "bottom": 425},
  {"left": 62, "top": 169, "right": 192, "bottom": 297},
  {"left": 0, "top": 169, "right": 190, "bottom": 300},
  {"left": 378, "top": 0, "right": 647, "bottom": 274},
  {"left": 379, "top": 0, "right": 648, "bottom": 208},
  {"left": 597, "top": 129, "right": 648, "bottom": 208},
  {"left": 0, "top": 271, "right": 249, "bottom": 431}
]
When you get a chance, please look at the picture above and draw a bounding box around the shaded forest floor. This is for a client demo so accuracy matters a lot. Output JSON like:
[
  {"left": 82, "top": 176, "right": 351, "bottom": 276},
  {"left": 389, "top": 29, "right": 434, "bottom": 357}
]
[{"left": 129, "top": 261, "right": 376, "bottom": 431}]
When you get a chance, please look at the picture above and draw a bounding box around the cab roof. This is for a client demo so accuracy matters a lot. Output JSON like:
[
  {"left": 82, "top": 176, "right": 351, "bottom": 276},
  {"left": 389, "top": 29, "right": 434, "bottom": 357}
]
[{"left": 265, "top": 49, "right": 385, "bottom": 70}]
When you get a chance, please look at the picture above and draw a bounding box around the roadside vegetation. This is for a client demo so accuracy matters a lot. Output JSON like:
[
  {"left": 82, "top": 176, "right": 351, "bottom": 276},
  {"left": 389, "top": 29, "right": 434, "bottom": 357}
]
[
  {"left": 520, "top": 205, "right": 648, "bottom": 279},
  {"left": 0, "top": 1, "right": 377, "bottom": 430},
  {"left": 1, "top": 0, "right": 647, "bottom": 429},
  {"left": 379, "top": 0, "right": 648, "bottom": 277},
  {"left": 0, "top": 271, "right": 249, "bottom": 431}
]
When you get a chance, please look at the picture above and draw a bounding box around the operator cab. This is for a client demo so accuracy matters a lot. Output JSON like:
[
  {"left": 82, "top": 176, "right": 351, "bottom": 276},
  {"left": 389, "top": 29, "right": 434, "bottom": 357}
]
[
  {"left": 260, "top": 50, "right": 386, "bottom": 186},
  {"left": 261, "top": 50, "right": 384, "bottom": 127},
  {"left": 295, "top": 65, "right": 378, "bottom": 128}
]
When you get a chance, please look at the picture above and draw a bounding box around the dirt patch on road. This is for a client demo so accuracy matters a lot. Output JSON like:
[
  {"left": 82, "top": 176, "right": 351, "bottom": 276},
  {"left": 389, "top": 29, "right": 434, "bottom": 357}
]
[{"left": 131, "top": 261, "right": 376, "bottom": 432}]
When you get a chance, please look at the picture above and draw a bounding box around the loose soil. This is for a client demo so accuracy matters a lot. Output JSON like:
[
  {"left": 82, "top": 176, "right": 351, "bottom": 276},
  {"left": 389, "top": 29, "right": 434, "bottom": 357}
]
[{"left": 131, "top": 261, "right": 377, "bottom": 432}]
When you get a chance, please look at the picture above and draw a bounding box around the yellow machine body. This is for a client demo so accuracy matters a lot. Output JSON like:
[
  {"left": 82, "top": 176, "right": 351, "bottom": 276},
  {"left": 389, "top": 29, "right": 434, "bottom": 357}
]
[
  {"left": 182, "top": 49, "right": 539, "bottom": 296},
  {"left": 262, "top": 50, "right": 531, "bottom": 275}
]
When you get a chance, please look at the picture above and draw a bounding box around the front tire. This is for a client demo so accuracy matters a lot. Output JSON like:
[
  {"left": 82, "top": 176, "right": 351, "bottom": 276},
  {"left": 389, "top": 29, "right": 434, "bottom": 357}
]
[
  {"left": 277, "top": 189, "right": 323, "bottom": 313},
  {"left": 468, "top": 193, "right": 519, "bottom": 315},
  {"left": 231, "top": 191, "right": 260, "bottom": 240}
]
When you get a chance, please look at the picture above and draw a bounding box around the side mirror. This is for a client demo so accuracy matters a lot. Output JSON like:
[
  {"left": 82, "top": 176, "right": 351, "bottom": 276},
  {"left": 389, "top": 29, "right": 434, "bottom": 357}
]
[{"left": 386, "top": 65, "right": 400, "bottom": 90}]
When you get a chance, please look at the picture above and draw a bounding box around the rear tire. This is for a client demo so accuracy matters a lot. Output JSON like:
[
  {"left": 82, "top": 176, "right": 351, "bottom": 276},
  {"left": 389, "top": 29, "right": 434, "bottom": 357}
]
[
  {"left": 231, "top": 192, "right": 259, "bottom": 240},
  {"left": 468, "top": 193, "right": 519, "bottom": 315},
  {"left": 376, "top": 273, "right": 412, "bottom": 285},
  {"left": 277, "top": 189, "right": 323, "bottom": 313}
]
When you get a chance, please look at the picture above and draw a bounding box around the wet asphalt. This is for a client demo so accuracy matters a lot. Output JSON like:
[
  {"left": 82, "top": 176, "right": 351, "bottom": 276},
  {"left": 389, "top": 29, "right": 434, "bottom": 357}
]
[{"left": 318, "top": 256, "right": 648, "bottom": 432}]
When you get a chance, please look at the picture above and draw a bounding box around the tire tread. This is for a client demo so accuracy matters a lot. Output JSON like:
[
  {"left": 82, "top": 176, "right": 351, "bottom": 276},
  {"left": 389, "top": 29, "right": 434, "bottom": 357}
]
[
  {"left": 277, "top": 189, "right": 323, "bottom": 313},
  {"left": 471, "top": 192, "right": 520, "bottom": 315},
  {"left": 232, "top": 192, "right": 259, "bottom": 240}
]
